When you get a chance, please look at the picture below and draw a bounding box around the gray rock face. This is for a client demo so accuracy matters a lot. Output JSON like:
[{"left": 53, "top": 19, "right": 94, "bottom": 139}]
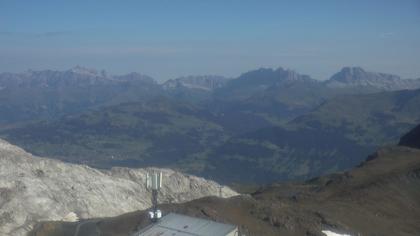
[
  {"left": 0, "top": 139, "right": 237, "bottom": 236},
  {"left": 326, "top": 67, "right": 420, "bottom": 91},
  {"left": 163, "top": 75, "right": 230, "bottom": 91}
]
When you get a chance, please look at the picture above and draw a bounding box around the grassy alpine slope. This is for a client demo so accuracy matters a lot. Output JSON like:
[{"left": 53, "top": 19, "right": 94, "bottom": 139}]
[
  {"left": 3, "top": 89, "right": 420, "bottom": 184},
  {"left": 2, "top": 98, "right": 228, "bottom": 169}
]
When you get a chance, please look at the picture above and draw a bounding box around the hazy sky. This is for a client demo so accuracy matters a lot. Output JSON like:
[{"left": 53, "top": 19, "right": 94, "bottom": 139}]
[{"left": 1, "top": 0, "right": 419, "bottom": 81}]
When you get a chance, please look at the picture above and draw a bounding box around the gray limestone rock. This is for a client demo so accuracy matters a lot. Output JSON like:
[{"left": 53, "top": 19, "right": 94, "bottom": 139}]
[{"left": 0, "top": 139, "right": 237, "bottom": 236}]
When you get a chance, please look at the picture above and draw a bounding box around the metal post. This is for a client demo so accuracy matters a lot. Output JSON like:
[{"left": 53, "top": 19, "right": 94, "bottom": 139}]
[
  {"left": 146, "top": 171, "right": 163, "bottom": 222},
  {"left": 152, "top": 189, "right": 158, "bottom": 220}
]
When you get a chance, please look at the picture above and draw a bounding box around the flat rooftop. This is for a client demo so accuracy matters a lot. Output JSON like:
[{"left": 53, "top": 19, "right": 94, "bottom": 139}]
[{"left": 136, "top": 213, "right": 237, "bottom": 236}]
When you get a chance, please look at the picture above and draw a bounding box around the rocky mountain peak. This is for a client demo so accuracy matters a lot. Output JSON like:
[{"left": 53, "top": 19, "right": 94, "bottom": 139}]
[
  {"left": 341, "top": 66, "right": 365, "bottom": 73},
  {"left": 275, "top": 67, "right": 309, "bottom": 81},
  {"left": 113, "top": 72, "right": 156, "bottom": 83},
  {"left": 326, "top": 67, "right": 420, "bottom": 91},
  {"left": 332, "top": 66, "right": 379, "bottom": 83},
  {"left": 163, "top": 75, "right": 229, "bottom": 91},
  {"left": 69, "top": 65, "right": 103, "bottom": 77},
  {"left": 339, "top": 66, "right": 366, "bottom": 78},
  {"left": 237, "top": 67, "right": 312, "bottom": 83}
]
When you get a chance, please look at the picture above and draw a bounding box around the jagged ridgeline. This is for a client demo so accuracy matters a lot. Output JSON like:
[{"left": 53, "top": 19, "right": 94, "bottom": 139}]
[{"left": 1, "top": 66, "right": 420, "bottom": 184}]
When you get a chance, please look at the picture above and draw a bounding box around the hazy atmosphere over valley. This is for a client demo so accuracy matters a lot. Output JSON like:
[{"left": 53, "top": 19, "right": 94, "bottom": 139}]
[{"left": 1, "top": 1, "right": 420, "bottom": 236}]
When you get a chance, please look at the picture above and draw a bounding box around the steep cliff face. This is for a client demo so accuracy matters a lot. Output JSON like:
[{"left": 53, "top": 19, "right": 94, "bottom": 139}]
[{"left": 0, "top": 139, "right": 237, "bottom": 236}]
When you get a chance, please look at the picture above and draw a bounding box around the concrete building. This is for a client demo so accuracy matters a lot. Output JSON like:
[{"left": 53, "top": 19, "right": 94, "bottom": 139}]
[{"left": 136, "top": 213, "right": 239, "bottom": 236}]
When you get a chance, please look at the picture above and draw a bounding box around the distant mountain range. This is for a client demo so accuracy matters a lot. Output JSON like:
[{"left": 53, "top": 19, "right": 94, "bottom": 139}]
[
  {"left": 0, "top": 66, "right": 156, "bottom": 89},
  {"left": 1, "top": 66, "right": 420, "bottom": 184},
  {"left": 0, "top": 66, "right": 161, "bottom": 126}
]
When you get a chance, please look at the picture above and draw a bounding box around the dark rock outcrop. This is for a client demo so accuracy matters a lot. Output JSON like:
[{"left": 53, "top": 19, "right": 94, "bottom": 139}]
[{"left": 399, "top": 123, "right": 420, "bottom": 149}]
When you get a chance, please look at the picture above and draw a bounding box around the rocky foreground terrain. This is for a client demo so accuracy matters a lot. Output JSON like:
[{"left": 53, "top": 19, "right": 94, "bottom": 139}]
[
  {"left": 31, "top": 131, "right": 420, "bottom": 236},
  {"left": 0, "top": 139, "right": 237, "bottom": 236}
]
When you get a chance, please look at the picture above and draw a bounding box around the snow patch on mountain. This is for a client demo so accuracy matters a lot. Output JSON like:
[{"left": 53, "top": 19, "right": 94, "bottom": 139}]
[{"left": 322, "top": 230, "right": 352, "bottom": 236}]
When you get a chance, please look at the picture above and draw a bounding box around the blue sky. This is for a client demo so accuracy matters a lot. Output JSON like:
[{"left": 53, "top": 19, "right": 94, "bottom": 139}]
[{"left": 0, "top": 0, "right": 419, "bottom": 81}]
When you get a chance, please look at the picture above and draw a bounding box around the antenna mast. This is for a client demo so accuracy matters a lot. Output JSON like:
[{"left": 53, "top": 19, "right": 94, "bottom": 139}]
[{"left": 146, "top": 171, "right": 163, "bottom": 222}]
